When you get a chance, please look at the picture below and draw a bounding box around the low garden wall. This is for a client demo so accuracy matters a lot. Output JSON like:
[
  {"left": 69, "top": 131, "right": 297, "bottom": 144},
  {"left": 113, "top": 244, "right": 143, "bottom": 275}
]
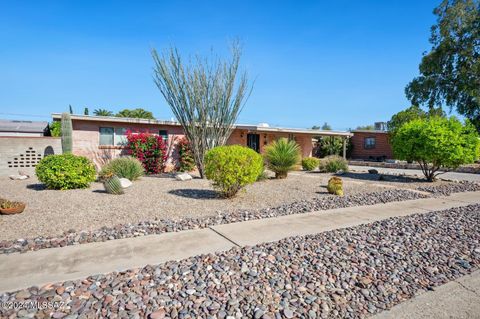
[
  {"left": 0, "top": 137, "right": 62, "bottom": 176},
  {"left": 348, "top": 159, "right": 480, "bottom": 174}
]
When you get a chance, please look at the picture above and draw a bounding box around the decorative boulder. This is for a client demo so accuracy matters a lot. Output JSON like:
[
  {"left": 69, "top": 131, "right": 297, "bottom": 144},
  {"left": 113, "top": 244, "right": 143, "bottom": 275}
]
[
  {"left": 368, "top": 169, "right": 379, "bottom": 174},
  {"left": 119, "top": 178, "right": 132, "bottom": 188},
  {"left": 175, "top": 172, "right": 193, "bottom": 181}
]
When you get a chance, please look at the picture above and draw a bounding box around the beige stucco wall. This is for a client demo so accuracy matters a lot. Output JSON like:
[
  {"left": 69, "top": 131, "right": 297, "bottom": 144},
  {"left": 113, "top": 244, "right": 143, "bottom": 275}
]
[{"left": 0, "top": 137, "right": 62, "bottom": 176}]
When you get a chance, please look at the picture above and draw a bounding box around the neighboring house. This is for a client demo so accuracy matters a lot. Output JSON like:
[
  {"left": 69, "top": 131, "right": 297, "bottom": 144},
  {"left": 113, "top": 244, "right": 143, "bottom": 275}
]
[
  {"left": 350, "top": 130, "right": 393, "bottom": 161},
  {"left": 51, "top": 114, "right": 352, "bottom": 170},
  {"left": 0, "top": 120, "right": 48, "bottom": 136}
]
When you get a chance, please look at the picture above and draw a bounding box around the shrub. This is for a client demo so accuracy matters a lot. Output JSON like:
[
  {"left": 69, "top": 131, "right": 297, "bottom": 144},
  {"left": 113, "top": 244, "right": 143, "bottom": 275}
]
[
  {"left": 392, "top": 117, "right": 480, "bottom": 181},
  {"left": 49, "top": 121, "right": 61, "bottom": 137},
  {"left": 177, "top": 137, "right": 195, "bottom": 172},
  {"left": 318, "top": 155, "right": 349, "bottom": 173},
  {"left": 327, "top": 176, "right": 343, "bottom": 196},
  {"left": 204, "top": 145, "right": 263, "bottom": 198},
  {"left": 99, "top": 157, "right": 144, "bottom": 181},
  {"left": 301, "top": 157, "right": 320, "bottom": 171},
  {"left": 126, "top": 131, "right": 167, "bottom": 174},
  {"left": 35, "top": 154, "right": 96, "bottom": 190},
  {"left": 264, "top": 138, "right": 301, "bottom": 179}
]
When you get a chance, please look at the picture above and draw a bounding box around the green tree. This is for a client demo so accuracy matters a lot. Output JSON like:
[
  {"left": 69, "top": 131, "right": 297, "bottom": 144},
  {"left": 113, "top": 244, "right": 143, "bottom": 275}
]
[
  {"left": 356, "top": 124, "right": 375, "bottom": 130},
  {"left": 49, "top": 121, "right": 61, "bottom": 137},
  {"left": 391, "top": 116, "right": 479, "bottom": 181},
  {"left": 93, "top": 109, "right": 114, "bottom": 116},
  {"left": 152, "top": 41, "right": 252, "bottom": 178},
  {"left": 321, "top": 122, "right": 332, "bottom": 130},
  {"left": 69, "top": 104, "right": 73, "bottom": 114},
  {"left": 388, "top": 105, "right": 445, "bottom": 138},
  {"left": 116, "top": 108, "right": 155, "bottom": 119},
  {"left": 84, "top": 107, "right": 89, "bottom": 115},
  {"left": 405, "top": 0, "right": 480, "bottom": 131}
]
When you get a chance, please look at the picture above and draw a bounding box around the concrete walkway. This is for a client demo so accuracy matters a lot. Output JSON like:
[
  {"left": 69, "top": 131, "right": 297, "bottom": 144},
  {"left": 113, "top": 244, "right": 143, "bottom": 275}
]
[
  {"left": 350, "top": 165, "right": 480, "bottom": 182},
  {"left": 1, "top": 191, "right": 479, "bottom": 294},
  {"left": 373, "top": 270, "right": 480, "bottom": 319}
]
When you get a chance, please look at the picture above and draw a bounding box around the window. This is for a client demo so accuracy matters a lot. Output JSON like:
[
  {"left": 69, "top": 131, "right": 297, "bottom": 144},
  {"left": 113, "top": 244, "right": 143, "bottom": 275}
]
[
  {"left": 364, "top": 137, "right": 376, "bottom": 149},
  {"left": 115, "top": 128, "right": 127, "bottom": 146},
  {"left": 159, "top": 130, "right": 168, "bottom": 142},
  {"left": 99, "top": 127, "right": 127, "bottom": 146},
  {"left": 99, "top": 127, "right": 114, "bottom": 145}
]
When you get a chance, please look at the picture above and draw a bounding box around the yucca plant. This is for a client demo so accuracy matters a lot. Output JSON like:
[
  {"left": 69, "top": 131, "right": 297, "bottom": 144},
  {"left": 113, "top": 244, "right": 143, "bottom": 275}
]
[{"left": 264, "top": 138, "right": 301, "bottom": 179}]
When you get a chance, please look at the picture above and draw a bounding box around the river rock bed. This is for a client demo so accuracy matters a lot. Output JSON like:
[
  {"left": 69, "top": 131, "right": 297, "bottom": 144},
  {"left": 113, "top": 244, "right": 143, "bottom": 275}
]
[
  {"left": 416, "top": 181, "right": 480, "bottom": 196},
  {"left": 0, "top": 189, "right": 427, "bottom": 255},
  {"left": 1, "top": 204, "right": 479, "bottom": 319}
]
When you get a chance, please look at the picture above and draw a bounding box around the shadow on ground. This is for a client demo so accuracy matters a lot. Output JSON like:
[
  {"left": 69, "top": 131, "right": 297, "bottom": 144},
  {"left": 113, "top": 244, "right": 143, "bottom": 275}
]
[
  {"left": 168, "top": 188, "right": 218, "bottom": 199},
  {"left": 26, "top": 183, "right": 46, "bottom": 191},
  {"left": 340, "top": 171, "right": 425, "bottom": 184}
]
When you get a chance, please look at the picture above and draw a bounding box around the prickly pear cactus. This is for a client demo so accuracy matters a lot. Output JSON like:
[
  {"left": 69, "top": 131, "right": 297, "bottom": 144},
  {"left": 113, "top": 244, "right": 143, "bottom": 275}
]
[
  {"left": 327, "top": 176, "right": 343, "bottom": 196},
  {"left": 103, "top": 175, "right": 124, "bottom": 195}
]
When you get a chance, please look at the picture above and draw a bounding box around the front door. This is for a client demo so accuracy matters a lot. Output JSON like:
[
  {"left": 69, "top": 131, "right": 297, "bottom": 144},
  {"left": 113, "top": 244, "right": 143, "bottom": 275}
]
[{"left": 247, "top": 133, "right": 260, "bottom": 152}]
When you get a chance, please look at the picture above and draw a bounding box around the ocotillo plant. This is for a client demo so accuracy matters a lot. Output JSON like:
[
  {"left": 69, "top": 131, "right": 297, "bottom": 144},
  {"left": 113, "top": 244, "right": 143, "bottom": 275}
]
[{"left": 61, "top": 112, "right": 73, "bottom": 153}]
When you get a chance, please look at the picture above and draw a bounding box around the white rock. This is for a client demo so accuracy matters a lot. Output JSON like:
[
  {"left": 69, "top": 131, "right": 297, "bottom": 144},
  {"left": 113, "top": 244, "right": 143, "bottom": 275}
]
[
  {"left": 9, "top": 174, "right": 28, "bottom": 180},
  {"left": 119, "top": 178, "right": 132, "bottom": 188},
  {"left": 175, "top": 173, "right": 193, "bottom": 181}
]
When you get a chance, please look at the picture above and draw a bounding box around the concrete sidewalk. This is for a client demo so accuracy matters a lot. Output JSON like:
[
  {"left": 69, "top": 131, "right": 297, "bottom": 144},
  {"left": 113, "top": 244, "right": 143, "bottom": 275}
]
[
  {"left": 373, "top": 270, "right": 480, "bottom": 319},
  {"left": 0, "top": 191, "right": 479, "bottom": 293},
  {"left": 350, "top": 165, "right": 480, "bottom": 183}
]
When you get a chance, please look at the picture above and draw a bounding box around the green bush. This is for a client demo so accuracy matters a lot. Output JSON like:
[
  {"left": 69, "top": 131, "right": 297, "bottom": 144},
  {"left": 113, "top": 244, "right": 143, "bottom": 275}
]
[
  {"left": 301, "top": 157, "right": 320, "bottom": 171},
  {"left": 205, "top": 145, "right": 263, "bottom": 198},
  {"left": 392, "top": 116, "right": 480, "bottom": 181},
  {"left": 35, "top": 154, "right": 96, "bottom": 190},
  {"left": 318, "top": 155, "right": 349, "bottom": 173},
  {"left": 99, "top": 157, "right": 144, "bottom": 181},
  {"left": 264, "top": 138, "right": 301, "bottom": 179}
]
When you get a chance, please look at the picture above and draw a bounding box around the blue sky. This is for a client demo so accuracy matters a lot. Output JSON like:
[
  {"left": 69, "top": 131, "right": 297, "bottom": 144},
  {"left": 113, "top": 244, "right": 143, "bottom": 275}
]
[{"left": 0, "top": 1, "right": 443, "bottom": 130}]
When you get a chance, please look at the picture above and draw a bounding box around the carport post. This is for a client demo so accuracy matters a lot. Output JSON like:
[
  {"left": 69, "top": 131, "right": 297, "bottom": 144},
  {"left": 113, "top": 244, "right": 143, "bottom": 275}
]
[{"left": 342, "top": 137, "right": 346, "bottom": 159}]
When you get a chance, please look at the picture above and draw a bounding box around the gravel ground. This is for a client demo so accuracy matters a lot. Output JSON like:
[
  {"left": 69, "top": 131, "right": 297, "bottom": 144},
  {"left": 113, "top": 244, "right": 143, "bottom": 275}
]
[
  {"left": 0, "top": 189, "right": 427, "bottom": 254},
  {"left": 1, "top": 204, "right": 478, "bottom": 319},
  {"left": 416, "top": 181, "right": 480, "bottom": 196},
  {"left": 0, "top": 172, "right": 391, "bottom": 241}
]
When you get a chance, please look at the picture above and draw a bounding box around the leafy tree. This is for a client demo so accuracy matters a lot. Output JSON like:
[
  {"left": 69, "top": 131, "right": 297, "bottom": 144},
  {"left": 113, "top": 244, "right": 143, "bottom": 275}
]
[
  {"left": 388, "top": 105, "right": 445, "bottom": 138},
  {"left": 69, "top": 104, "right": 73, "bottom": 114},
  {"left": 321, "top": 122, "right": 332, "bottom": 130},
  {"left": 49, "top": 121, "right": 61, "bottom": 137},
  {"left": 405, "top": 0, "right": 480, "bottom": 131},
  {"left": 311, "top": 125, "right": 320, "bottom": 130},
  {"left": 84, "top": 107, "right": 89, "bottom": 115},
  {"left": 94, "top": 109, "right": 114, "bottom": 116},
  {"left": 356, "top": 124, "right": 375, "bottom": 130},
  {"left": 391, "top": 116, "right": 479, "bottom": 181},
  {"left": 152, "top": 41, "right": 252, "bottom": 178},
  {"left": 116, "top": 108, "right": 155, "bottom": 119}
]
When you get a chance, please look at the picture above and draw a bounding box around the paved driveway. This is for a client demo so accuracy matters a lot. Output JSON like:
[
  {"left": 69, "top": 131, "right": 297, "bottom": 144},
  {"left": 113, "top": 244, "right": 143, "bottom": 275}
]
[{"left": 349, "top": 165, "right": 480, "bottom": 183}]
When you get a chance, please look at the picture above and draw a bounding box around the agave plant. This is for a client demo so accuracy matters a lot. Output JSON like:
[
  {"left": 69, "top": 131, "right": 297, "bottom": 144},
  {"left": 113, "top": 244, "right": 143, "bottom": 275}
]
[{"left": 264, "top": 138, "right": 301, "bottom": 179}]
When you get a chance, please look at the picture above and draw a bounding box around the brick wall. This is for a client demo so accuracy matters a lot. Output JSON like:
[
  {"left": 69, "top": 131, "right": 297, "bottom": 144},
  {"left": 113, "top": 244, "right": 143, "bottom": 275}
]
[
  {"left": 350, "top": 131, "right": 393, "bottom": 160},
  {"left": 0, "top": 137, "right": 62, "bottom": 176}
]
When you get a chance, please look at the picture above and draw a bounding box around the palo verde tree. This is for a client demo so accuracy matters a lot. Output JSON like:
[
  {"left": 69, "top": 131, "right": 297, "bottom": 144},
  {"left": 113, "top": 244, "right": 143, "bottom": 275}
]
[
  {"left": 391, "top": 116, "right": 479, "bottom": 181},
  {"left": 151, "top": 42, "right": 252, "bottom": 178},
  {"left": 405, "top": 0, "right": 480, "bottom": 131}
]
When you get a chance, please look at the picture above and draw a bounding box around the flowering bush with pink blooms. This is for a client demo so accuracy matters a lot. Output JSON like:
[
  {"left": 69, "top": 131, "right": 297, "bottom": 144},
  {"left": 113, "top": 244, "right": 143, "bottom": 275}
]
[{"left": 126, "top": 131, "right": 167, "bottom": 174}]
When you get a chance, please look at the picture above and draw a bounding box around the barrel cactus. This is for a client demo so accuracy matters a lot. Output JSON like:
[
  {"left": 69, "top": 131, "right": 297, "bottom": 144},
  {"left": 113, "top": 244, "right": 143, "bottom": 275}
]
[
  {"left": 103, "top": 174, "right": 124, "bottom": 195},
  {"left": 327, "top": 176, "right": 343, "bottom": 196},
  {"left": 61, "top": 112, "right": 73, "bottom": 153}
]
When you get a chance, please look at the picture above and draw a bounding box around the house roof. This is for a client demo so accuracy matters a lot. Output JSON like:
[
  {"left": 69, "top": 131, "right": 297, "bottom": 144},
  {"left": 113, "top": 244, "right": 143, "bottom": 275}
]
[
  {"left": 0, "top": 119, "right": 48, "bottom": 133},
  {"left": 51, "top": 113, "right": 353, "bottom": 137},
  {"left": 351, "top": 129, "right": 389, "bottom": 134}
]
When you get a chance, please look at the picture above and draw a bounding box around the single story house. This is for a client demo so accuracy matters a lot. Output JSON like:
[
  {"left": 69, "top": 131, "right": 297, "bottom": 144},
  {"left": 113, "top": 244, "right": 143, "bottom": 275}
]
[
  {"left": 0, "top": 120, "right": 48, "bottom": 137},
  {"left": 349, "top": 130, "right": 393, "bottom": 161},
  {"left": 51, "top": 114, "right": 353, "bottom": 170}
]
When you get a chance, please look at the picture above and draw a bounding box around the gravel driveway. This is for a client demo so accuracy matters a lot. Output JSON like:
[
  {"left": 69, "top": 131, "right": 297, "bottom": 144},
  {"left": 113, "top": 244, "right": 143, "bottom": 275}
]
[{"left": 0, "top": 171, "right": 464, "bottom": 241}]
